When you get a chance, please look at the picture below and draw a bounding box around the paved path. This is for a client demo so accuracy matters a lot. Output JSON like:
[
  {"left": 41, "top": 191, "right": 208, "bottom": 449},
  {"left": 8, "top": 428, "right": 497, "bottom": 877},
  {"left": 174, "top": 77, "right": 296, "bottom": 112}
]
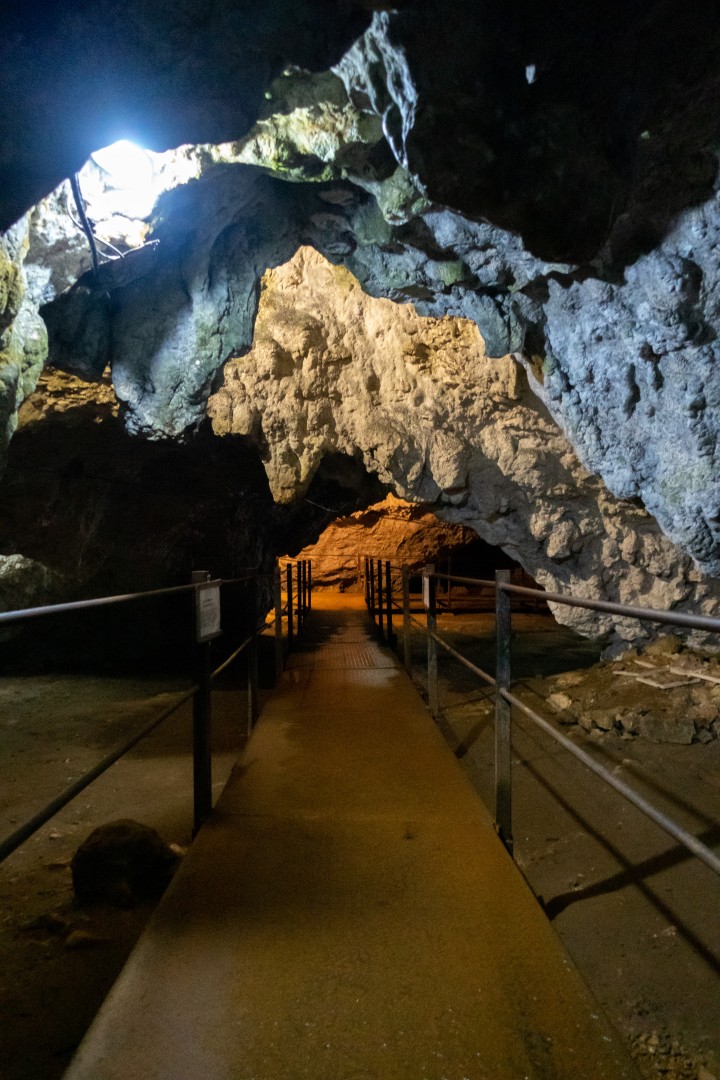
[{"left": 64, "top": 594, "right": 639, "bottom": 1080}]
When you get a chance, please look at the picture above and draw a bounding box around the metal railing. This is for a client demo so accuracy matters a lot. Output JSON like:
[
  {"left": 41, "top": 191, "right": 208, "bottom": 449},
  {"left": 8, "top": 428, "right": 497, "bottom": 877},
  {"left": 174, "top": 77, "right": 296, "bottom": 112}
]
[
  {"left": 366, "top": 561, "right": 720, "bottom": 880},
  {"left": 0, "top": 560, "right": 313, "bottom": 865}
]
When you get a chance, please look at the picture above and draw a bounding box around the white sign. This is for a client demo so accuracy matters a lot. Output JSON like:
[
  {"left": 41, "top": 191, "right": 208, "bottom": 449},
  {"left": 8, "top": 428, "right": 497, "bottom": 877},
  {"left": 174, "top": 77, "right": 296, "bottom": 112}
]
[
  {"left": 196, "top": 582, "right": 221, "bottom": 642},
  {"left": 422, "top": 573, "right": 431, "bottom": 610}
]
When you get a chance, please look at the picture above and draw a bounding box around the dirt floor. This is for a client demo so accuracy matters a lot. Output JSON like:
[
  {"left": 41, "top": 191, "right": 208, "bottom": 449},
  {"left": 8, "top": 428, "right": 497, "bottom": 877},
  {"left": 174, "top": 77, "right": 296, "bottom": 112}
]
[{"left": 0, "top": 606, "right": 718, "bottom": 1080}]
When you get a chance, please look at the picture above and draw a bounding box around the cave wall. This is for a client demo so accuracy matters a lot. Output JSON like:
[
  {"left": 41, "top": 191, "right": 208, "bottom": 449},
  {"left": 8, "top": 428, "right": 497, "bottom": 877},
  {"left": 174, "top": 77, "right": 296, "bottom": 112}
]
[{"left": 1, "top": 1, "right": 720, "bottom": 649}]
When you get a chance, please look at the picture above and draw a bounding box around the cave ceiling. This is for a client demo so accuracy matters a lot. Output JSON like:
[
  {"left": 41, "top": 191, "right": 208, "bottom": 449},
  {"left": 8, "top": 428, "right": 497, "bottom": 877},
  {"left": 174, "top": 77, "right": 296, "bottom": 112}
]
[{"left": 2, "top": 0, "right": 720, "bottom": 639}]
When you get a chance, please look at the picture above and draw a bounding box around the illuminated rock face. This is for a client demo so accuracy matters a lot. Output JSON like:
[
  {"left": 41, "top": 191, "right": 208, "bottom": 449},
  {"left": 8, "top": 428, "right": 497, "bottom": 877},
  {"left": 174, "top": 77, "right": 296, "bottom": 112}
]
[
  {"left": 286, "top": 494, "right": 477, "bottom": 591},
  {"left": 1, "top": 1, "right": 720, "bottom": 642},
  {"left": 209, "top": 248, "right": 720, "bottom": 645}
]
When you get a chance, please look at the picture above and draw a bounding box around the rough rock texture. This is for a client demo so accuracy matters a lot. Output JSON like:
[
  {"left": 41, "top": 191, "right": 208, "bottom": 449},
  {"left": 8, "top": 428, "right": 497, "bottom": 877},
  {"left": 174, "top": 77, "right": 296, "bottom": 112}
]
[
  {"left": 0, "top": 220, "right": 48, "bottom": 458},
  {"left": 538, "top": 637, "right": 720, "bottom": 744},
  {"left": 2, "top": 0, "right": 720, "bottom": 636},
  {"left": 0, "top": 369, "right": 383, "bottom": 635},
  {"left": 208, "top": 248, "right": 720, "bottom": 645},
  {"left": 290, "top": 494, "right": 476, "bottom": 590}
]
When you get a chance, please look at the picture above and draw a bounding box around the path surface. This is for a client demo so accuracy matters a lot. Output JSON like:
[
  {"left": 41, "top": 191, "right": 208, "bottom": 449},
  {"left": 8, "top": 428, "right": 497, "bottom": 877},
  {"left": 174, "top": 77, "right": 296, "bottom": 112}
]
[{"left": 64, "top": 594, "right": 639, "bottom": 1080}]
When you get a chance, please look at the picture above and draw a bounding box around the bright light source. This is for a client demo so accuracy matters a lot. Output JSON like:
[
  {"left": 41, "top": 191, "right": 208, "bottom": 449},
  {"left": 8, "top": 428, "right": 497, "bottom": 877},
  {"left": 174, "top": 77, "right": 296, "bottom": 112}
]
[
  {"left": 91, "top": 140, "right": 155, "bottom": 189},
  {"left": 88, "top": 139, "right": 162, "bottom": 221}
]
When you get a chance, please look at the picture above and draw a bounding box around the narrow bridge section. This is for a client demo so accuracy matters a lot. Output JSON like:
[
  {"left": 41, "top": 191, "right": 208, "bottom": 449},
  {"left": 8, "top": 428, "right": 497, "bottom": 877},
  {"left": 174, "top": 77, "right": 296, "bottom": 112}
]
[{"left": 64, "top": 594, "right": 638, "bottom": 1080}]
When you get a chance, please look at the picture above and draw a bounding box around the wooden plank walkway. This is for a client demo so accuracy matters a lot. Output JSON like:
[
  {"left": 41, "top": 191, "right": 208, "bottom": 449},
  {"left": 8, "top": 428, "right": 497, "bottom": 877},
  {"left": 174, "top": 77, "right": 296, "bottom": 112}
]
[{"left": 64, "top": 594, "right": 639, "bottom": 1080}]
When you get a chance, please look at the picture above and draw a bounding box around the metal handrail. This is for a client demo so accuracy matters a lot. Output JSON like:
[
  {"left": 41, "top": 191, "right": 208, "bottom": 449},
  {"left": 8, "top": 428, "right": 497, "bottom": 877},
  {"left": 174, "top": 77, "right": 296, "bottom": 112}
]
[
  {"left": 368, "top": 560, "right": 720, "bottom": 880},
  {"left": 0, "top": 571, "right": 267, "bottom": 627},
  {"left": 0, "top": 562, "right": 314, "bottom": 864}
]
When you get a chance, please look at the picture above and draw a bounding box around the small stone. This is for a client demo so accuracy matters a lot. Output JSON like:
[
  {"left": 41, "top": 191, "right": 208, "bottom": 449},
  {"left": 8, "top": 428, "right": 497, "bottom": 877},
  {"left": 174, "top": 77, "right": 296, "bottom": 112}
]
[
  {"left": 64, "top": 930, "right": 108, "bottom": 950},
  {"left": 643, "top": 635, "right": 683, "bottom": 657},
  {"left": 696, "top": 728, "right": 715, "bottom": 744},
  {"left": 689, "top": 700, "right": 720, "bottom": 724},
  {"left": 547, "top": 692, "right": 573, "bottom": 712},
  {"left": 620, "top": 711, "right": 641, "bottom": 734},
  {"left": 552, "top": 672, "right": 585, "bottom": 690}
]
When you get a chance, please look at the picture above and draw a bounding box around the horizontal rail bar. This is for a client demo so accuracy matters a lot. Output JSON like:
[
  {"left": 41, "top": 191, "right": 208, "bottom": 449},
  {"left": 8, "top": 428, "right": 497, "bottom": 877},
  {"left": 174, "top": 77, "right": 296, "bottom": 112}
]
[
  {"left": 210, "top": 621, "right": 269, "bottom": 680},
  {"left": 211, "top": 636, "right": 255, "bottom": 680},
  {"left": 502, "top": 687, "right": 720, "bottom": 878},
  {"left": 0, "top": 685, "right": 197, "bottom": 865},
  {"left": 0, "top": 572, "right": 269, "bottom": 627},
  {"left": 431, "top": 573, "right": 496, "bottom": 589},
  {"left": 500, "top": 584, "right": 720, "bottom": 633},
  {"left": 429, "top": 630, "right": 496, "bottom": 688}
]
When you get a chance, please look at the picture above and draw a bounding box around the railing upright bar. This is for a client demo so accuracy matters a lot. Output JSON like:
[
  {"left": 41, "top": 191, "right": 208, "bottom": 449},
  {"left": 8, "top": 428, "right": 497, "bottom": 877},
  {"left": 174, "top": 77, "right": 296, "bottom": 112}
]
[
  {"left": 296, "top": 561, "right": 303, "bottom": 633},
  {"left": 307, "top": 560, "right": 312, "bottom": 611},
  {"left": 495, "top": 570, "right": 513, "bottom": 854},
  {"left": 369, "top": 558, "right": 375, "bottom": 617},
  {"left": 274, "top": 565, "right": 283, "bottom": 683},
  {"left": 247, "top": 579, "right": 260, "bottom": 733},
  {"left": 286, "top": 563, "right": 294, "bottom": 652},
  {"left": 426, "top": 566, "right": 439, "bottom": 718},
  {"left": 402, "top": 565, "right": 412, "bottom": 674},
  {"left": 192, "top": 634, "right": 213, "bottom": 836},
  {"left": 385, "top": 559, "right": 394, "bottom": 644},
  {"left": 377, "top": 559, "right": 384, "bottom": 637}
]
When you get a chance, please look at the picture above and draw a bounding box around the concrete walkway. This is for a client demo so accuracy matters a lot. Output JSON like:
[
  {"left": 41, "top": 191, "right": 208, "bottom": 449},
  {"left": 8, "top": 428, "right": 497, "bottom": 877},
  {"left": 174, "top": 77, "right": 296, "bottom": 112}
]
[{"left": 64, "top": 594, "right": 639, "bottom": 1080}]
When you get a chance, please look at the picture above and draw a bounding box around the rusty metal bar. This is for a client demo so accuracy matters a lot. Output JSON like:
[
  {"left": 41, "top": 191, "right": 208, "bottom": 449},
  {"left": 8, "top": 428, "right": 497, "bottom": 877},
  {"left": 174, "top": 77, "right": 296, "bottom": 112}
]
[
  {"left": 369, "top": 558, "right": 375, "bottom": 617},
  {"left": 495, "top": 569, "right": 513, "bottom": 854},
  {"left": 247, "top": 579, "right": 259, "bottom": 734},
  {"left": 296, "top": 562, "right": 302, "bottom": 633},
  {"left": 385, "top": 559, "right": 394, "bottom": 644},
  {"left": 274, "top": 565, "right": 283, "bottom": 683},
  {"left": 504, "top": 582, "right": 720, "bottom": 633},
  {"left": 426, "top": 568, "right": 439, "bottom": 719},
  {"left": 377, "top": 559, "right": 384, "bottom": 638},
  {"left": 286, "top": 564, "right": 294, "bottom": 652},
  {"left": 402, "top": 565, "right": 411, "bottom": 674},
  {"left": 193, "top": 638, "right": 213, "bottom": 835}
]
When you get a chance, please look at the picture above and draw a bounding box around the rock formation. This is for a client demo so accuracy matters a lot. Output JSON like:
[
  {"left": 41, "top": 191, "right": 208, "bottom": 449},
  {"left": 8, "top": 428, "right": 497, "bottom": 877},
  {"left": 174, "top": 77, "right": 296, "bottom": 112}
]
[
  {"left": 289, "top": 494, "right": 477, "bottom": 591},
  {"left": 0, "top": 2, "right": 719, "bottom": 650}
]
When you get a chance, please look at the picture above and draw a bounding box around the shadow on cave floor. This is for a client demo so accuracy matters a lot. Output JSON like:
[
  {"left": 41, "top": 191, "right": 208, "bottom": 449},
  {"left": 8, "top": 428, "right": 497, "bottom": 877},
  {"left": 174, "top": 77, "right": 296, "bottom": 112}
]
[{"left": 398, "top": 614, "right": 720, "bottom": 1074}]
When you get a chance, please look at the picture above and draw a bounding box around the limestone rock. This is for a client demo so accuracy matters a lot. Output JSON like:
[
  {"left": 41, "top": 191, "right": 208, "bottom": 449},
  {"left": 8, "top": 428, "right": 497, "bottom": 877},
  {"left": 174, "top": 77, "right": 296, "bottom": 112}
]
[
  {"left": 208, "top": 247, "right": 720, "bottom": 646},
  {"left": 291, "top": 494, "right": 476, "bottom": 590}
]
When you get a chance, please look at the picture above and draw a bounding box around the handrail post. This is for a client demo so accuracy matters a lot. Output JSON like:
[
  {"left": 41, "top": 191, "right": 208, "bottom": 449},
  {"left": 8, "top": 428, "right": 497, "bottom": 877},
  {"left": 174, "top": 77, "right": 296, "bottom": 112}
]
[
  {"left": 377, "top": 559, "right": 384, "bottom": 638},
  {"left": 364, "top": 557, "right": 369, "bottom": 608},
  {"left": 286, "top": 563, "right": 294, "bottom": 652},
  {"left": 402, "top": 565, "right": 411, "bottom": 674},
  {"left": 307, "top": 560, "right": 312, "bottom": 611},
  {"left": 192, "top": 635, "right": 213, "bottom": 837},
  {"left": 426, "top": 565, "right": 439, "bottom": 718},
  {"left": 247, "top": 578, "right": 259, "bottom": 734},
  {"left": 301, "top": 560, "right": 307, "bottom": 619},
  {"left": 274, "top": 564, "right": 283, "bottom": 683},
  {"left": 296, "top": 561, "right": 303, "bottom": 633},
  {"left": 369, "top": 558, "right": 375, "bottom": 617},
  {"left": 385, "top": 559, "right": 394, "bottom": 645},
  {"left": 495, "top": 569, "right": 513, "bottom": 854}
]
